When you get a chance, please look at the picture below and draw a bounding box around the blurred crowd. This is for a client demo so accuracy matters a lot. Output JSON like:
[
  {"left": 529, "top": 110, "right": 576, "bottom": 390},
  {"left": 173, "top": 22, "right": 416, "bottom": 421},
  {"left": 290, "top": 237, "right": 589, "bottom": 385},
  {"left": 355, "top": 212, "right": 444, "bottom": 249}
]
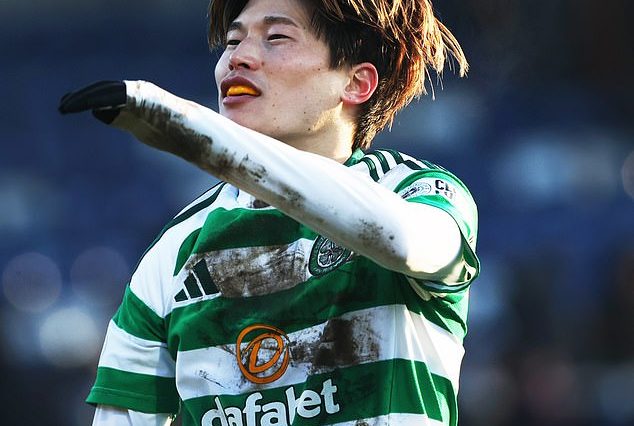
[{"left": 1, "top": 0, "right": 632, "bottom": 424}]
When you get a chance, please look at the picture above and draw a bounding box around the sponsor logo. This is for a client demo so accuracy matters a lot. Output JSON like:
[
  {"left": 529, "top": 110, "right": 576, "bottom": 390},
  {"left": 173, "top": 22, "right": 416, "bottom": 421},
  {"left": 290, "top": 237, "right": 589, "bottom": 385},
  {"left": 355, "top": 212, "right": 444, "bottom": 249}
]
[
  {"left": 236, "top": 324, "right": 290, "bottom": 384},
  {"left": 308, "top": 236, "right": 352, "bottom": 276},
  {"left": 201, "top": 379, "right": 340, "bottom": 426}
]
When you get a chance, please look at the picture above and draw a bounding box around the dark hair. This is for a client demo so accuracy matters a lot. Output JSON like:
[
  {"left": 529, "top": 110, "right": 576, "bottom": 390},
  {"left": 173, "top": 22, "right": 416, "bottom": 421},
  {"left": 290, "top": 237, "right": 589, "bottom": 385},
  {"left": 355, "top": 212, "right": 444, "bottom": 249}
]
[{"left": 208, "top": 0, "right": 468, "bottom": 150}]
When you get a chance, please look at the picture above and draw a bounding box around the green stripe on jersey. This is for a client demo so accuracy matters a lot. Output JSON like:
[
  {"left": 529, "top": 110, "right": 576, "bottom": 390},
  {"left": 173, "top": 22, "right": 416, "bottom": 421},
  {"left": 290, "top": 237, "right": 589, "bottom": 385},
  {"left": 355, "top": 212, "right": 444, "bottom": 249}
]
[
  {"left": 367, "top": 150, "right": 390, "bottom": 173},
  {"left": 174, "top": 228, "right": 202, "bottom": 276},
  {"left": 113, "top": 286, "right": 166, "bottom": 342},
  {"left": 381, "top": 148, "right": 404, "bottom": 164},
  {"left": 359, "top": 158, "right": 380, "bottom": 181},
  {"left": 396, "top": 170, "right": 477, "bottom": 237},
  {"left": 172, "top": 208, "right": 317, "bottom": 275},
  {"left": 165, "top": 258, "right": 467, "bottom": 354},
  {"left": 344, "top": 148, "right": 365, "bottom": 166},
  {"left": 395, "top": 168, "right": 480, "bottom": 291},
  {"left": 180, "top": 359, "right": 455, "bottom": 425},
  {"left": 87, "top": 367, "right": 179, "bottom": 414}
]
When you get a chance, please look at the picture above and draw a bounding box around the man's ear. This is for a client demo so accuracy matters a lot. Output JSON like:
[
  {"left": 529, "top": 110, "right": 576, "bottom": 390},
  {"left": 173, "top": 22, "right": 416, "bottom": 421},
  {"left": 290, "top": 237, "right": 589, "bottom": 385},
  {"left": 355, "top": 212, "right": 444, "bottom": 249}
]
[{"left": 342, "top": 62, "right": 378, "bottom": 106}]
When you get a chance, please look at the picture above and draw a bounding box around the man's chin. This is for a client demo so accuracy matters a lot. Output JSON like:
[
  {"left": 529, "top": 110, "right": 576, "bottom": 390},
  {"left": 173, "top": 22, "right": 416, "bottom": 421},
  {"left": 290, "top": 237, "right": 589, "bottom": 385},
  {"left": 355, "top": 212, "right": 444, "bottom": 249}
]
[
  {"left": 220, "top": 110, "right": 251, "bottom": 126},
  {"left": 220, "top": 111, "right": 267, "bottom": 134}
]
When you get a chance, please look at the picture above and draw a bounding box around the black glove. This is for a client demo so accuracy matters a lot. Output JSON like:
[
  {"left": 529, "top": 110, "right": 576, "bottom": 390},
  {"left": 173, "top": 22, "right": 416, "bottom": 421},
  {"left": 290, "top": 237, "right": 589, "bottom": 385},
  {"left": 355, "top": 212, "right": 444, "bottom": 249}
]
[{"left": 58, "top": 80, "right": 127, "bottom": 124}]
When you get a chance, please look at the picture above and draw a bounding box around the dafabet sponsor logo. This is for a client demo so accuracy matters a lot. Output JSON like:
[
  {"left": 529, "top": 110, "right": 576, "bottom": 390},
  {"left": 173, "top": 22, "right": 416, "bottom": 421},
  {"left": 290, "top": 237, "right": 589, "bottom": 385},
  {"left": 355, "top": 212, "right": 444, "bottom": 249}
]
[{"left": 201, "top": 323, "right": 341, "bottom": 425}]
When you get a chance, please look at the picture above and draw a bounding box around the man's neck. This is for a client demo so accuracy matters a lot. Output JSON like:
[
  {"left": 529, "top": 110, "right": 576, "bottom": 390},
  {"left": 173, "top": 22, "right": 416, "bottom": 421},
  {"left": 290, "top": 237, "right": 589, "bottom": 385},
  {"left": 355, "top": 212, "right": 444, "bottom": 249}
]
[{"left": 283, "top": 121, "right": 355, "bottom": 164}]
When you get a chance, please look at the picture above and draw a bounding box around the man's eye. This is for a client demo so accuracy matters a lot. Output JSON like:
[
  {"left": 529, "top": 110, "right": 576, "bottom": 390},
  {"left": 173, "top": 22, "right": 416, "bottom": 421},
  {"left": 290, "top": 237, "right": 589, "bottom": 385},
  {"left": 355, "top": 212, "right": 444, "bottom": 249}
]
[
  {"left": 226, "top": 39, "right": 241, "bottom": 46},
  {"left": 268, "top": 34, "right": 289, "bottom": 41}
]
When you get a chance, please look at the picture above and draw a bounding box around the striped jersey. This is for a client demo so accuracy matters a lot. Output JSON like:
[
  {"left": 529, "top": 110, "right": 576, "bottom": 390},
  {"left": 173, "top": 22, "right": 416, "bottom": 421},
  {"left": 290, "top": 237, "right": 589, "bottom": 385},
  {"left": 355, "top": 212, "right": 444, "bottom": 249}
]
[{"left": 87, "top": 148, "right": 480, "bottom": 426}]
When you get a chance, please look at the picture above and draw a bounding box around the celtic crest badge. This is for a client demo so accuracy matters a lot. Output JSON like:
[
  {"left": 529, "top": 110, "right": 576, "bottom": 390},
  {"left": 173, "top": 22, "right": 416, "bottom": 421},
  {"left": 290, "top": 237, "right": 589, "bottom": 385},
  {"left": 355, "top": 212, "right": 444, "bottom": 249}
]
[{"left": 308, "top": 235, "right": 352, "bottom": 276}]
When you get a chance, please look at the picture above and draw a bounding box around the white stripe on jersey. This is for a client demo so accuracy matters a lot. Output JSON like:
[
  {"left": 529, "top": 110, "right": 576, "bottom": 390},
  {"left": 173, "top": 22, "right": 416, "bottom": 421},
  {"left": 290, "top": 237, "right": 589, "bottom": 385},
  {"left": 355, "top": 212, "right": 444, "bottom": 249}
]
[
  {"left": 173, "top": 238, "right": 316, "bottom": 307},
  {"left": 373, "top": 163, "right": 422, "bottom": 190},
  {"left": 175, "top": 304, "right": 463, "bottom": 400},
  {"left": 98, "top": 320, "right": 175, "bottom": 378},
  {"left": 375, "top": 150, "right": 399, "bottom": 169},
  {"left": 399, "top": 151, "right": 428, "bottom": 168}
]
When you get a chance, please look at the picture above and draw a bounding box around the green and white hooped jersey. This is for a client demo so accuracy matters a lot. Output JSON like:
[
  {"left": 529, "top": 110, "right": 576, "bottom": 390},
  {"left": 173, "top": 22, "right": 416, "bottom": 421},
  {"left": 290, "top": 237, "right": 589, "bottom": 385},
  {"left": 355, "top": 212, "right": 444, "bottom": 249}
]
[{"left": 87, "top": 149, "right": 479, "bottom": 426}]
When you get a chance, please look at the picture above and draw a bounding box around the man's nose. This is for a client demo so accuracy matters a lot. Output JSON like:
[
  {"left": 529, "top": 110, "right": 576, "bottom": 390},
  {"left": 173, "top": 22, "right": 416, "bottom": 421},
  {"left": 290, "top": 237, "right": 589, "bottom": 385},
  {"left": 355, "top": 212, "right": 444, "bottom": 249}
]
[{"left": 228, "top": 38, "right": 260, "bottom": 71}]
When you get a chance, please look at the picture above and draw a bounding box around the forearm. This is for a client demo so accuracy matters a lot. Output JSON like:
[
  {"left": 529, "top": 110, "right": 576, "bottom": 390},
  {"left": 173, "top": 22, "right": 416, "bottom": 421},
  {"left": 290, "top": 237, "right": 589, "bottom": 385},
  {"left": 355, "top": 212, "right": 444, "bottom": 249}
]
[{"left": 114, "top": 81, "right": 462, "bottom": 277}]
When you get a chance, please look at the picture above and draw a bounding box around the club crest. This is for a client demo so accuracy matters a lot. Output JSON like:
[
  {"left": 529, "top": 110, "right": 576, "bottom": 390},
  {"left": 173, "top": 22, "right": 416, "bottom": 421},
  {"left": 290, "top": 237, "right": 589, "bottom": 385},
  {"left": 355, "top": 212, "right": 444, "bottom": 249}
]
[{"left": 308, "top": 236, "right": 352, "bottom": 276}]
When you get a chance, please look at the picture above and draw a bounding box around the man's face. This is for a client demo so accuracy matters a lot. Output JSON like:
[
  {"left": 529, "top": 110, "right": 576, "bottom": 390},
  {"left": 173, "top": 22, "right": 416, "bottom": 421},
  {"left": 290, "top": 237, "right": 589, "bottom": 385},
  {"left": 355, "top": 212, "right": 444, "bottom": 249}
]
[{"left": 214, "top": 0, "right": 349, "bottom": 146}]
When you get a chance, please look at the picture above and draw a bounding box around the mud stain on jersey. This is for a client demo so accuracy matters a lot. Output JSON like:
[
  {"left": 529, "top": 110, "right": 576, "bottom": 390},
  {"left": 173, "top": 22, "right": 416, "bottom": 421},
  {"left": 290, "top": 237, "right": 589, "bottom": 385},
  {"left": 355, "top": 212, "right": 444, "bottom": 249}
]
[
  {"left": 313, "top": 318, "right": 357, "bottom": 367},
  {"left": 251, "top": 199, "right": 270, "bottom": 209},
  {"left": 198, "top": 243, "right": 309, "bottom": 298},
  {"left": 358, "top": 219, "right": 397, "bottom": 257},
  {"left": 290, "top": 315, "right": 380, "bottom": 375},
  {"left": 197, "top": 369, "right": 225, "bottom": 388}
]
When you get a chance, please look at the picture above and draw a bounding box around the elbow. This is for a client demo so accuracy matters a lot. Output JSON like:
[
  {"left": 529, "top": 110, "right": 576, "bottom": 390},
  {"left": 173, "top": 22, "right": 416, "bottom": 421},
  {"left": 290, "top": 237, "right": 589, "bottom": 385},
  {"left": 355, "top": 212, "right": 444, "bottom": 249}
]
[{"left": 384, "top": 206, "right": 463, "bottom": 277}]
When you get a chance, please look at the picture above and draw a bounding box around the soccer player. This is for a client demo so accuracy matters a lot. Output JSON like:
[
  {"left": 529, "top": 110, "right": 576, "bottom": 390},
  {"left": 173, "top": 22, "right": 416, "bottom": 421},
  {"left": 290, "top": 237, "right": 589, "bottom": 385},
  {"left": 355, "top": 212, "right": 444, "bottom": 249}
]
[{"left": 60, "top": 0, "right": 480, "bottom": 425}]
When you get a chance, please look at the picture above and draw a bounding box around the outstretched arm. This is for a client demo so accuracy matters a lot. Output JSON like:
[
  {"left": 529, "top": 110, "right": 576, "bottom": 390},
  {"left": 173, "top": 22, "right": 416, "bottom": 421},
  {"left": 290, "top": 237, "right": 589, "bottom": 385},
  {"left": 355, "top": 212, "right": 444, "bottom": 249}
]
[{"left": 60, "top": 80, "right": 463, "bottom": 280}]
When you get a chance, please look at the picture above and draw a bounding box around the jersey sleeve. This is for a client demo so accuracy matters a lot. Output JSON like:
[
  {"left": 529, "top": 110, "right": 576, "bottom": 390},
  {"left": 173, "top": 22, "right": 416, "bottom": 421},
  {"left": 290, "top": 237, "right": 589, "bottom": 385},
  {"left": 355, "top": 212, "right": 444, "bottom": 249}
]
[
  {"left": 394, "top": 167, "right": 480, "bottom": 294},
  {"left": 87, "top": 235, "right": 181, "bottom": 414},
  {"left": 86, "top": 184, "right": 224, "bottom": 414},
  {"left": 86, "top": 286, "right": 179, "bottom": 414}
]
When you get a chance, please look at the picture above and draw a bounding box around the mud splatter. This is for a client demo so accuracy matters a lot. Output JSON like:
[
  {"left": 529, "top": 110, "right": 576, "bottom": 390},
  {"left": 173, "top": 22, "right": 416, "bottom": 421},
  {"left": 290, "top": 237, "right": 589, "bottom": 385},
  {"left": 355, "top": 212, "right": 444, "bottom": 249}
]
[
  {"left": 211, "top": 147, "right": 238, "bottom": 180},
  {"left": 358, "top": 219, "right": 396, "bottom": 257},
  {"left": 197, "top": 369, "right": 225, "bottom": 388},
  {"left": 195, "top": 243, "right": 309, "bottom": 298},
  {"left": 126, "top": 101, "right": 217, "bottom": 171},
  {"left": 290, "top": 316, "right": 380, "bottom": 374},
  {"left": 251, "top": 199, "right": 270, "bottom": 209},
  {"left": 314, "top": 318, "right": 356, "bottom": 367},
  {"left": 278, "top": 182, "right": 305, "bottom": 212},
  {"left": 237, "top": 155, "right": 268, "bottom": 184}
]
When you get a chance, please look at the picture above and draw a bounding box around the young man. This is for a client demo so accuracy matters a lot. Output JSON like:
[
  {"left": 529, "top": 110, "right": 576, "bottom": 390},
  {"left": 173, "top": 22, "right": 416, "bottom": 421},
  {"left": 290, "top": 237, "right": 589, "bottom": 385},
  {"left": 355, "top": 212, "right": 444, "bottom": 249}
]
[{"left": 60, "top": 0, "right": 479, "bottom": 424}]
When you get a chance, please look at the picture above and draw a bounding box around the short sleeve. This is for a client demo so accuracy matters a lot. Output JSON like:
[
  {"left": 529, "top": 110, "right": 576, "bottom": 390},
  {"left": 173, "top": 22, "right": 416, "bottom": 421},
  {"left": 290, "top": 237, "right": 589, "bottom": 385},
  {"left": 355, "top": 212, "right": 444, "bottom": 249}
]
[
  {"left": 86, "top": 222, "right": 182, "bottom": 414},
  {"left": 86, "top": 184, "right": 225, "bottom": 414},
  {"left": 86, "top": 285, "right": 179, "bottom": 414},
  {"left": 395, "top": 168, "right": 480, "bottom": 294}
]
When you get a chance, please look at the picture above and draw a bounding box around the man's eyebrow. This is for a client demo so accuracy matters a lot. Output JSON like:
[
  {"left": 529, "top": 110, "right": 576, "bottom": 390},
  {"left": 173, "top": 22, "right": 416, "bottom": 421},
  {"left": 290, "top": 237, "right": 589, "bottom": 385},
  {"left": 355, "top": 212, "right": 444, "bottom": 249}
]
[
  {"left": 227, "top": 21, "right": 243, "bottom": 33},
  {"left": 262, "top": 15, "right": 300, "bottom": 28},
  {"left": 227, "top": 15, "right": 300, "bottom": 33}
]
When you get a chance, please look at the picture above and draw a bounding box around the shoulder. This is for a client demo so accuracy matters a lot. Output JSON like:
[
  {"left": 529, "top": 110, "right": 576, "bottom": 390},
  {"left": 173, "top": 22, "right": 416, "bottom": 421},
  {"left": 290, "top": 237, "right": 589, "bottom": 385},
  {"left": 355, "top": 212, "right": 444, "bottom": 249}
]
[
  {"left": 173, "top": 181, "right": 231, "bottom": 219},
  {"left": 353, "top": 149, "right": 473, "bottom": 194},
  {"left": 355, "top": 148, "right": 478, "bottom": 248},
  {"left": 137, "top": 182, "right": 230, "bottom": 269},
  {"left": 127, "top": 182, "right": 233, "bottom": 317}
]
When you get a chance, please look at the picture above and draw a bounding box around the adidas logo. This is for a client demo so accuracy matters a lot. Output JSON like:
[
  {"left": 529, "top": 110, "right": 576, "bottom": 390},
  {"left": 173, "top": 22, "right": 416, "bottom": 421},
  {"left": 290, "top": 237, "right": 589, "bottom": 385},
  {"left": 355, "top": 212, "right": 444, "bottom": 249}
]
[{"left": 174, "top": 259, "right": 219, "bottom": 302}]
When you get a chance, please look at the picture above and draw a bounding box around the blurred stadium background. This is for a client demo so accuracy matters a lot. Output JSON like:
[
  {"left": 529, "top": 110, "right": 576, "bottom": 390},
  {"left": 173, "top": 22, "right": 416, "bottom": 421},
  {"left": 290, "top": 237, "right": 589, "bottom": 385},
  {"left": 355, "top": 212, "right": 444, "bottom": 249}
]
[{"left": 1, "top": 0, "right": 633, "bottom": 424}]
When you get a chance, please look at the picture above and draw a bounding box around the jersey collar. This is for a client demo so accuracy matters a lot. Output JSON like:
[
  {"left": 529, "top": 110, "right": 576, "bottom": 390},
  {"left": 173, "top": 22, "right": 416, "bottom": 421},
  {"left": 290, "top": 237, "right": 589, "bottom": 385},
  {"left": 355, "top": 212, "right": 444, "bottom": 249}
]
[{"left": 343, "top": 148, "right": 365, "bottom": 167}]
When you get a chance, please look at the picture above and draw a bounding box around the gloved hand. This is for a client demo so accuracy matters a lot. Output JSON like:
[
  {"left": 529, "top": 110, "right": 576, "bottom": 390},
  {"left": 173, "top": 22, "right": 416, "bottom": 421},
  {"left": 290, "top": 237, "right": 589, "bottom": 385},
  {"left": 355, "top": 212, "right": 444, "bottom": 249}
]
[
  {"left": 58, "top": 80, "right": 127, "bottom": 124},
  {"left": 58, "top": 80, "right": 216, "bottom": 164}
]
